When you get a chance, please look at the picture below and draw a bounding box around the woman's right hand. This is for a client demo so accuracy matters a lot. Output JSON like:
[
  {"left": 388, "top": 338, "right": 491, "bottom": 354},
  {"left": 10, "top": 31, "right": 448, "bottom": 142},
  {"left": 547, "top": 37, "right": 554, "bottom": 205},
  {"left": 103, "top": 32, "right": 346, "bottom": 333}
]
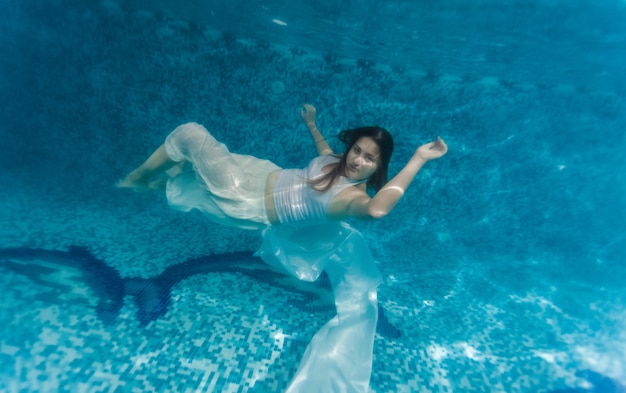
[{"left": 300, "top": 103, "right": 317, "bottom": 125}]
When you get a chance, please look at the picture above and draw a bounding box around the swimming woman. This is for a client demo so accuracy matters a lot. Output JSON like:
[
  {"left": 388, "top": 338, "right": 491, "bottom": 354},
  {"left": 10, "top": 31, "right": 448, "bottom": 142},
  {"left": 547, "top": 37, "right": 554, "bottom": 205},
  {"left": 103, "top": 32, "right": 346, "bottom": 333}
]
[
  {"left": 117, "top": 103, "right": 447, "bottom": 225},
  {"left": 117, "top": 103, "right": 448, "bottom": 392}
]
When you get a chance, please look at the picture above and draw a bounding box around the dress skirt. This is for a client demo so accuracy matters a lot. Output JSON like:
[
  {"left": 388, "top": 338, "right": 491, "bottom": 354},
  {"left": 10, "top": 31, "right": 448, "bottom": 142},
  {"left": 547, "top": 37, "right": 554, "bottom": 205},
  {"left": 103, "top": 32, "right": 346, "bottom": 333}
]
[{"left": 164, "top": 122, "right": 281, "bottom": 230}]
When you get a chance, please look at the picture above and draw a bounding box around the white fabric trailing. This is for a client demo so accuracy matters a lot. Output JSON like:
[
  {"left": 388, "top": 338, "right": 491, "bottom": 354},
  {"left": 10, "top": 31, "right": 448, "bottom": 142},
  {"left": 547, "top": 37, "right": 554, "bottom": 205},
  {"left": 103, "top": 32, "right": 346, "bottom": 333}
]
[{"left": 257, "top": 222, "right": 381, "bottom": 393}]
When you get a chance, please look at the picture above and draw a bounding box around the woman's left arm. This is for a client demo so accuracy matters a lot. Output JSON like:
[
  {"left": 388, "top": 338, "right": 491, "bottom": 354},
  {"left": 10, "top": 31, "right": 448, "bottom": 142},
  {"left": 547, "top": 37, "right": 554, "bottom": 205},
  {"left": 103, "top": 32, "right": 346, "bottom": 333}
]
[
  {"left": 301, "top": 104, "right": 333, "bottom": 156},
  {"left": 348, "top": 137, "right": 448, "bottom": 219}
]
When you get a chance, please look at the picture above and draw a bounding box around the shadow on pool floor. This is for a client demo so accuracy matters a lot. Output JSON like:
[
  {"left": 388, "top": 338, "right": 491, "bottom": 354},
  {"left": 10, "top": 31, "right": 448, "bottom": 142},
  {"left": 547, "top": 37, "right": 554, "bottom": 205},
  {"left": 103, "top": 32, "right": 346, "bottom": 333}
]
[{"left": 0, "top": 245, "right": 401, "bottom": 338}]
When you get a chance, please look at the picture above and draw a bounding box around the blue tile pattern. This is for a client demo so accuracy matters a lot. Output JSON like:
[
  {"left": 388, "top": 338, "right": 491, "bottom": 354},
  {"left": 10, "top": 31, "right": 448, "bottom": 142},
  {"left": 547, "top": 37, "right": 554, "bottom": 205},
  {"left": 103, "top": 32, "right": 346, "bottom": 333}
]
[{"left": 1, "top": 1, "right": 625, "bottom": 392}]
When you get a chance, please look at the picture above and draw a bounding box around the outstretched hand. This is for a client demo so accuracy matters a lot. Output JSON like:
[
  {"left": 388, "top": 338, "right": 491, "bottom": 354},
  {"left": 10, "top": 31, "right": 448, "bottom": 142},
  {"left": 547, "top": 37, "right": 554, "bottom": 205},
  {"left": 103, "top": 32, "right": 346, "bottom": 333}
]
[
  {"left": 300, "top": 103, "right": 317, "bottom": 125},
  {"left": 415, "top": 137, "right": 448, "bottom": 161}
]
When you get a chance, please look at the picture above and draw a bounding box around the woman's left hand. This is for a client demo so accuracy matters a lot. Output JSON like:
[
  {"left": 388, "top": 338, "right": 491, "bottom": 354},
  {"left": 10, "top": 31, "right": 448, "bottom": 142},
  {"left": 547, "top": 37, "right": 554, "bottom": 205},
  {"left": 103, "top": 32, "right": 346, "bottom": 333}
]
[
  {"left": 415, "top": 137, "right": 448, "bottom": 161},
  {"left": 300, "top": 103, "right": 317, "bottom": 125}
]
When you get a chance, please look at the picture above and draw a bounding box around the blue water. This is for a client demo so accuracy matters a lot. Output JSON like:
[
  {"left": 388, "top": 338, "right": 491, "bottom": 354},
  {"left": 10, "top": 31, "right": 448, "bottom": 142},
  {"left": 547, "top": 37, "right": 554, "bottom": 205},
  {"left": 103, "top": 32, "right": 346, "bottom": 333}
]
[{"left": 1, "top": 1, "right": 625, "bottom": 392}]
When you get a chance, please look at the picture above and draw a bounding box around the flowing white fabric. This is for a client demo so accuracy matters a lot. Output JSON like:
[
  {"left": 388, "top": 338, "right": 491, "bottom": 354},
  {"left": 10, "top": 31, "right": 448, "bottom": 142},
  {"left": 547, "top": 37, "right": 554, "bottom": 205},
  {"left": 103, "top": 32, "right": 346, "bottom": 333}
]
[
  {"left": 162, "top": 124, "right": 381, "bottom": 391},
  {"left": 165, "top": 123, "right": 280, "bottom": 229},
  {"left": 257, "top": 222, "right": 382, "bottom": 393}
]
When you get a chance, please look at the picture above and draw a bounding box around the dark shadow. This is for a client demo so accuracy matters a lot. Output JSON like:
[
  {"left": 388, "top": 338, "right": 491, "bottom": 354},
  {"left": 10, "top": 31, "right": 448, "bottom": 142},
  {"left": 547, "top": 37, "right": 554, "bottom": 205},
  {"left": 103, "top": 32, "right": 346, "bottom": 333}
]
[{"left": 0, "top": 245, "right": 400, "bottom": 338}]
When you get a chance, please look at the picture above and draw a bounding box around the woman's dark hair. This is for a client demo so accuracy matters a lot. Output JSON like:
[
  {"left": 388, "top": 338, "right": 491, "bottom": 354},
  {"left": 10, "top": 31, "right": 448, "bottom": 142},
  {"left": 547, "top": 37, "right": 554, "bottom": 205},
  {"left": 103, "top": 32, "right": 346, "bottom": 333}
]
[{"left": 311, "top": 126, "right": 394, "bottom": 193}]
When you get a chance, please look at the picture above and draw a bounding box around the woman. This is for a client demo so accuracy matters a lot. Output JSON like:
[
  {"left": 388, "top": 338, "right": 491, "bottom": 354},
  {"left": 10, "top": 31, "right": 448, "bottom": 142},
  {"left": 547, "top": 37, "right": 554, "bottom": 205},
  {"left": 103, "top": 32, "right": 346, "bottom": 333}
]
[
  {"left": 117, "top": 104, "right": 448, "bottom": 393},
  {"left": 117, "top": 104, "right": 447, "bottom": 225}
]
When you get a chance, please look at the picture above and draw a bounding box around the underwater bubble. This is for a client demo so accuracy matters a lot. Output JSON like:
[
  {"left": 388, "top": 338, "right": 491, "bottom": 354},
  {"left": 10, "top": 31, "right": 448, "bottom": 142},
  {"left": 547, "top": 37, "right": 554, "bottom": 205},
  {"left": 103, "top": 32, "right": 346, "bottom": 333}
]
[{"left": 271, "top": 80, "right": 285, "bottom": 95}]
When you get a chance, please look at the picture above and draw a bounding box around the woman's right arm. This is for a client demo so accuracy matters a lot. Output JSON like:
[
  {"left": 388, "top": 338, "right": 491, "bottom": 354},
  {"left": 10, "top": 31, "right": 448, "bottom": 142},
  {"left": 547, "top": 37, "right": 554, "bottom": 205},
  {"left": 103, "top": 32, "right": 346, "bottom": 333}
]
[{"left": 301, "top": 104, "right": 333, "bottom": 156}]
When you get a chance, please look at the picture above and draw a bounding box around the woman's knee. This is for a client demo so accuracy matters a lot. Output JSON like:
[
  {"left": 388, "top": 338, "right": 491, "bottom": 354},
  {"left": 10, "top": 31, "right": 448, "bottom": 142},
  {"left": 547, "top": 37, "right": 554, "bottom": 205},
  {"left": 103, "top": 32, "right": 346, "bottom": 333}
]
[
  {"left": 175, "top": 122, "right": 211, "bottom": 143},
  {"left": 166, "top": 122, "right": 216, "bottom": 160}
]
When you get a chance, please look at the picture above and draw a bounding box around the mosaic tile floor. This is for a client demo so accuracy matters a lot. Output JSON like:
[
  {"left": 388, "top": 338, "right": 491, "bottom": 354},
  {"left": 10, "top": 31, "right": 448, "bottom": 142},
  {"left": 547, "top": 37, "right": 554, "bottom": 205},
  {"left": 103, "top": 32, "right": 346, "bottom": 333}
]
[
  {"left": 2, "top": 2, "right": 625, "bottom": 392},
  {"left": 1, "top": 174, "right": 624, "bottom": 393}
]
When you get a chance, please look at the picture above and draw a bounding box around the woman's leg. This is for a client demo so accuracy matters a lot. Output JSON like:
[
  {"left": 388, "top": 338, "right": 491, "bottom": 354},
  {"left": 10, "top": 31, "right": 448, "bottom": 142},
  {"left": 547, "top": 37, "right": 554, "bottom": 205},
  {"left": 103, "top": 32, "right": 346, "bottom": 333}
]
[{"left": 116, "top": 145, "right": 179, "bottom": 191}]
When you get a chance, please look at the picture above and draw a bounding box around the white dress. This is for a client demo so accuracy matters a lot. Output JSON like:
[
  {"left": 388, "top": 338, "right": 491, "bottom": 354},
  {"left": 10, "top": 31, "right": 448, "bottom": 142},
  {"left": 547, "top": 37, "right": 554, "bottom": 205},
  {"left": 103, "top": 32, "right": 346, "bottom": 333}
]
[{"left": 163, "top": 122, "right": 382, "bottom": 392}]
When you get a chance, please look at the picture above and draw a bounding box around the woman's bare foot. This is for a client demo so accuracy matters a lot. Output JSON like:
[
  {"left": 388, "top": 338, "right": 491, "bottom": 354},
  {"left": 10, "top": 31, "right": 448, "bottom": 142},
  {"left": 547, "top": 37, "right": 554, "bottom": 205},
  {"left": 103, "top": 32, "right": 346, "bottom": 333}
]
[
  {"left": 115, "top": 145, "right": 179, "bottom": 192},
  {"left": 115, "top": 171, "right": 152, "bottom": 192},
  {"left": 147, "top": 177, "right": 168, "bottom": 191}
]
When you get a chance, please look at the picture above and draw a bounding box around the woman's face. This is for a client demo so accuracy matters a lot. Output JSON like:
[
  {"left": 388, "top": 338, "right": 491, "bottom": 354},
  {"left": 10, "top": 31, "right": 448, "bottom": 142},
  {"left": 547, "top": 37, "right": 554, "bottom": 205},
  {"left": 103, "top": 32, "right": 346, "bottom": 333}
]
[{"left": 345, "top": 137, "right": 380, "bottom": 180}]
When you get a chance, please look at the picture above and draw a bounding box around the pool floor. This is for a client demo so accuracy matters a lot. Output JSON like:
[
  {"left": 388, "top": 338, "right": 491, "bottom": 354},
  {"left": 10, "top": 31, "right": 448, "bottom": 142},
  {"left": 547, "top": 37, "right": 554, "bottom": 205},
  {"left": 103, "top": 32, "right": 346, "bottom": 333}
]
[{"left": 0, "top": 171, "right": 624, "bottom": 393}]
